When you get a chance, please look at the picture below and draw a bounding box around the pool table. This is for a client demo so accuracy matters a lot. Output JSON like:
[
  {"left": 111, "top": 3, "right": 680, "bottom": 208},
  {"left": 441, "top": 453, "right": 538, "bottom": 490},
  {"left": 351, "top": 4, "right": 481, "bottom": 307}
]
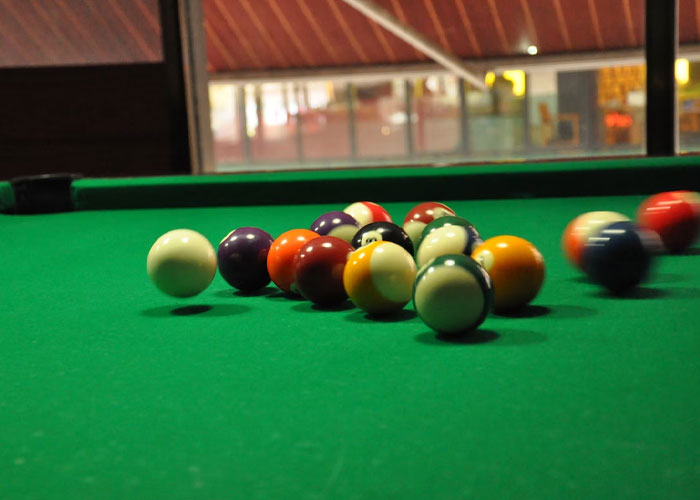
[{"left": 1, "top": 157, "right": 699, "bottom": 499}]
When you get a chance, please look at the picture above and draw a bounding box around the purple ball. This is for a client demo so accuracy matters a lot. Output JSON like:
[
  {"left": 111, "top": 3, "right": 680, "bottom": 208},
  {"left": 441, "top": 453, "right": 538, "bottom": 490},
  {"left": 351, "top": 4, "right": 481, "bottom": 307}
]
[
  {"left": 310, "top": 211, "right": 360, "bottom": 243},
  {"left": 218, "top": 227, "right": 274, "bottom": 292}
]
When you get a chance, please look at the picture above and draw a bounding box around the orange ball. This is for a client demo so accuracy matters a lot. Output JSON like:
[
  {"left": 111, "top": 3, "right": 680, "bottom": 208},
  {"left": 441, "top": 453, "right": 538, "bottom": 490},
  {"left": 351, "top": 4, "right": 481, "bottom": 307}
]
[
  {"left": 267, "top": 229, "right": 319, "bottom": 294},
  {"left": 561, "top": 211, "right": 629, "bottom": 269},
  {"left": 472, "top": 235, "right": 545, "bottom": 312}
]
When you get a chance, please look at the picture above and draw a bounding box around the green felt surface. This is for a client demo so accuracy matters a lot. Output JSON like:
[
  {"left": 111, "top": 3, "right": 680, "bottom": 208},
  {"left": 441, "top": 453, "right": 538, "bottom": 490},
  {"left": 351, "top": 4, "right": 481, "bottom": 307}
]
[
  {"left": 1, "top": 196, "right": 699, "bottom": 499},
  {"left": 70, "top": 156, "right": 700, "bottom": 210}
]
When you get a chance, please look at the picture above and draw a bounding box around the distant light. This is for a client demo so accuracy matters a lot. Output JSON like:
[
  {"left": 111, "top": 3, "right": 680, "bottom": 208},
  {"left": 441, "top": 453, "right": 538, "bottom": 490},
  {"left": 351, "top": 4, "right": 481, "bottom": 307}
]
[
  {"left": 485, "top": 71, "right": 496, "bottom": 88},
  {"left": 503, "top": 70, "right": 526, "bottom": 97},
  {"left": 381, "top": 125, "right": 391, "bottom": 136},
  {"left": 676, "top": 58, "right": 690, "bottom": 85},
  {"left": 527, "top": 45, "right": 538, "bottom": 55},
  {"left": 426, "top": 76, "right": 440, "bottom": 92}
]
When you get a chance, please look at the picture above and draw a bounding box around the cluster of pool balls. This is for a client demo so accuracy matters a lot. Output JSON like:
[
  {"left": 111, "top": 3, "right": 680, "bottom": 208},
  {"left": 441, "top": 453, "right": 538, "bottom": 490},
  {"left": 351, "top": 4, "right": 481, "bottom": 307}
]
[
  {"left": 562, "top": 190, "right": 700, "bottom": 293},
  {"left": 147, "top": 201, "right": 546, "bottom": 335}
]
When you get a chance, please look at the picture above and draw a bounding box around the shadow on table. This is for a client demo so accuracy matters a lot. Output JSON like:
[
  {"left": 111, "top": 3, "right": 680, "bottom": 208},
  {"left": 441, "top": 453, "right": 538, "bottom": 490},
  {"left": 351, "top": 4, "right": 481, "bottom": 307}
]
[
  {"left": 590, "top": 286, "right": 667, "bottom": 300},
  {"left": 494, "top": 304, "right": 596, "bottom": 319},
  {"left": 265, "top": 290, "right": 306, "bottom": 302},
  {"left": 213, "top": 286, "right": 277, "bottom": 298},
  {"left": 667, "top": 247, "right": 700, "bottom": 256},
  {"left": 344, "top": 309, "right": 417, "bottom": 323},
  {"left": 291, "top": 301, "right": 356, "bottom": 313},
  {"left": 495, "top": 305, "right": 551, "bottom": 318},
  {"left": 141, "top": 304, "right": 251, "bottom": 317},
  {"left": 415, "top": 328, "right": 546, "bottom": 347},
  {"left": 567, "top": 275, "right": 593, "bottom": 284},
  {"left": 651, "top": 273, "right": 686, "bottom": 284}
]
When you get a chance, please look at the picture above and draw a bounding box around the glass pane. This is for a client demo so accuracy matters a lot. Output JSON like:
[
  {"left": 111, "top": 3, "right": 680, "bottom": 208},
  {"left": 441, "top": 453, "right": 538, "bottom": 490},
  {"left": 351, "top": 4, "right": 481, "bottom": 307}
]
[
  {"left": 209, "top": 83, "right": 243, "bottom": 166},
  {"left": 467, "top": 72, "right": 525, "bottom": 158},
  {"left": 0, "top": 0, "right": 162, "bottom": 68},
  {"left": 246, "top": 83, "right": 299, "bottom": 162},
  {"left": 597, "top": 65, "right": 646, "bottom": 155},
  {"left": 411, "top": 76, "right": 461, "bottom": 154},
  {"left": 355, "top": 80, "right": 407, "bottom": 158},
  {"left": 205, "top": 0, "right": 648, "bottom": 170},
  {"left": 678, "top": 60, "right": 700, "bottom": 152},
  {"left": 300, "top": 81, "right": 351, "bottom": 160}
]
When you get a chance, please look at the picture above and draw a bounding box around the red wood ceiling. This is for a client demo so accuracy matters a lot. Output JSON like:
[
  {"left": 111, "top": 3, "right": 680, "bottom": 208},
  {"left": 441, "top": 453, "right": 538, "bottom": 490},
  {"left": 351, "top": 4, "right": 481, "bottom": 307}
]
[
  {"left": 0, "top": 0, "right": 162, "bottom": 67},
  {"left": 202, "top": 0, "right": 697, "bottom": 72},
  {"left": 1, "top": 0, "right": 700, "bottom": 71}
]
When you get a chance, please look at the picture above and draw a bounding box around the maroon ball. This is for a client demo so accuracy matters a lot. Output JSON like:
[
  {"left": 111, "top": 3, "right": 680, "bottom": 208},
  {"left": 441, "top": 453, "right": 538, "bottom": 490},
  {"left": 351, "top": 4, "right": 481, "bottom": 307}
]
[
  {"left": 218, "top": 227, "right": 274, "bottom": 292},
  {"left": 293, "top": 236, "right": 354, "bottom": 306}
]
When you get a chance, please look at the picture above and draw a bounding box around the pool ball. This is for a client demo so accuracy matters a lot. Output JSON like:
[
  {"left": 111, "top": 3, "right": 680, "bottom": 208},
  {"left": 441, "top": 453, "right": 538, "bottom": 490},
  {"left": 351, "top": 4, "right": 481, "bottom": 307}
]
[
  {"left": 562, "top": 211, "right": 630, "bottom": 269},
  {"left": 351, "top": 221, "right": 414, "bottom": 256},
  {"left": 147, "top": 229, "right": 217, "bottom": 297},
  {"left": 472, "top": 236, "right": 545, "bottom": 312},
  {"left": 343, "top": 201, "right": 392, "bottom": 226},
  {"left": 310, "top": 211, "right": 360, "bottom": 243},
  {"left": 217, "top": 227, "right": 274, "bottom": 292},
  {"left": 343, "top": 241, "right": 416, "bottom": 314},
  {"left": 415, "top": 222, "right": 484, "bottom": 268},
  {"left": 267, "top": 229, "right": 320, "bottom": 294},
  {"left": 637, "top": 191, "right": 700, "bottom": 252},
  {"left": 417, "top": 215, "right": 479, "bottom": 250},
  {"left": 402, "top": 201, "right": 456, "bottom": 246},
  {"left": 581, "top": 221, "right": 656, "bottom": 293},
  {"left": 413, "top": 254, "right": 493, "bottom": 334},
  {"left": 671, "top": 190, "right": 700, "bottom": 213},
  {"left": 293, "top": 236, "right": 355, "bottom": 306}
]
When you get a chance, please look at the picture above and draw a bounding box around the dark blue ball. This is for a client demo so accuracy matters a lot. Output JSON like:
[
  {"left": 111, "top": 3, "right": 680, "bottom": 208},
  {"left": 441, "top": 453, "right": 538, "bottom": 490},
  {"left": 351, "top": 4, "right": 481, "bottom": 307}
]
[{"left": 581, "top": 221, "right": 654, "bottom": 294}]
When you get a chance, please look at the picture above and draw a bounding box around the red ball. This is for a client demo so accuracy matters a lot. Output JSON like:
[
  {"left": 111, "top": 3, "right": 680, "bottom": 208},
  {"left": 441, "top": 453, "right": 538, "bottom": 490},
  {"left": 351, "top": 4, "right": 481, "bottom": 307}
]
[
  {"left": 402, "top": 201, "right": 456, "bottom": 245},
  {"left": 343, "top": 201, "right": 392, "bottom": 226},
  {"left": 293, "top": 236, "right": 355, "bottom": 306},
  {"left": 403, "top": 201, "right": 455, "bottom": 225},
  {"left": 637, "top": 191, "right": 700, "bottom": 252}
]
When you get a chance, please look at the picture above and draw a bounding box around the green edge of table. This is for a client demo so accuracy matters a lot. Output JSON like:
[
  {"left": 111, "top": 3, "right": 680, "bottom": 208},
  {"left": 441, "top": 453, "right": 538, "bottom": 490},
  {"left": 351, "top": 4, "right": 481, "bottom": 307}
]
[{"left": 4, "top": 156, "right": 699, "bottom": 213}]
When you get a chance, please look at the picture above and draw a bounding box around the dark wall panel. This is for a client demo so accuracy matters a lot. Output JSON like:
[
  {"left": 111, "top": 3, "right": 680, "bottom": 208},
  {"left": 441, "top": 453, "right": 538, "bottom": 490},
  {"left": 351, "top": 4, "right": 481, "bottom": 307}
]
[{"left": 0, "top": 64, "right": 186, "bottom": 180}]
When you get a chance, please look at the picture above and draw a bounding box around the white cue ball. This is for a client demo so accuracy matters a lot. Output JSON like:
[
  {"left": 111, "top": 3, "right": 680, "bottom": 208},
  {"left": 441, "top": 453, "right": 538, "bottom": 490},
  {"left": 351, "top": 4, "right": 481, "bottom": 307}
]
[{"left": 147, "top": 229, "right": 217, "bottom": 297}]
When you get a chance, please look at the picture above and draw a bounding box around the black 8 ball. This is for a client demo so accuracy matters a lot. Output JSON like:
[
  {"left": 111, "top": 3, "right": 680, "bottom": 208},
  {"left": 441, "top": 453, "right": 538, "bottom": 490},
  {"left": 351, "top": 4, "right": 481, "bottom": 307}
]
[{"left": 352, "top": 222, "right": 414, "bottom": 256}]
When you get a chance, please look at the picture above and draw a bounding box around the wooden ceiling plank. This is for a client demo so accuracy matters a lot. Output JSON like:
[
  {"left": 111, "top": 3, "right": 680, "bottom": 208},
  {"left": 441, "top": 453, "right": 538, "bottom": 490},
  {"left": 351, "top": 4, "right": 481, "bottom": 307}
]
[
  {"left": 28, "top": 0, "right": 85, "bottom": 63},
  {"left": 239, "top": 0, "right": 290, "bottom": 67},
  {"left": 55, "top": 0, "right": 112, "bottom": 60},
  {"left": 423, "top": 0, "right": 451, "bottom": 51},
  {"left": 621, "top": 0, "right": 638, "bottom": 46},
  {"left": 204, "top": 19, "right": 237, "bottom": 70},
  {"left": 389, "top": 0, "right": 425, "bottom": 59},
  {"left": 487, "top": 0, "right": 510, "bottom": 53},
  {"left": 368, "top": 20, "right": 398, "bottom": 62},
  {"left": 551, "top": 0, "right": 573, "bottom": 50},
  {"left": 107, "top": 0, "right": 158, "bottom": 60},
  {"left": 267, "top": 0, "right": 315, "bottom": 66},
  {"left": 212, "top": 0, "right": 262, "bottom": 69},
  {"left": 586, "top": 0, "right": 604, "bottom": 49},
  {"left": 83, "top": 0, "right": 134, "bottom": 61},
  {"left": 455, "top": 0, "right": 482, "bottom": 57},
  {"left": 134, "top": 0, "right": 161, "bottom": 34},
  {"left": 0, "top": 8, "right": 37, "bottom": 65},
  {"left": 695, "top": 0, "right": 700, "bottom": 40},
  {"left": 519, "top": 0, "right": 539, "bottom": 46},
  {"left": 295, "top": 0, "right": 341, "bottom": 64},
  {"left": 328, "top": 1, "right": 371, "bottom": 64},
  {"left": 3, "top": 0, "right": 57, "bottom": 64}
]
